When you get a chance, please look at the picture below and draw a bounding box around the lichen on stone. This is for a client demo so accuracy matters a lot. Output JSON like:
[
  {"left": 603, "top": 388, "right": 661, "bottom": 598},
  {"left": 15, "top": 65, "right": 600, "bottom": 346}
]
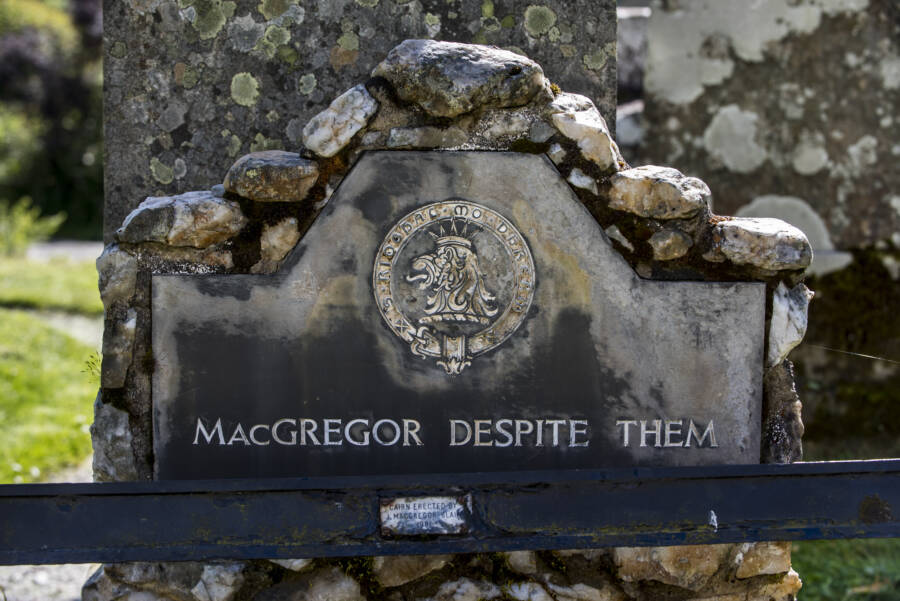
[
  {"left": 524, "top": 5, "right": 557, "bottom": 37},
  {"left": 182, "top": 0, "right": 236, "bottom": 40},
  {"left": 299, "top": 73, "right": 317, "bottom": 95},
  {"left": 150, "top": 157, "right": 175, "bottom": 185},
  {"left": 230, "top": 72, "right": 260, "bottom": 107}
]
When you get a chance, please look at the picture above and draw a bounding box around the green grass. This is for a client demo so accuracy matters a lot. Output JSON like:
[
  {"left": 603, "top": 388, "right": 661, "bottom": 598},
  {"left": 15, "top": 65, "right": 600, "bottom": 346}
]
[
  {"left": 0, "top": 308, "right": 96, "bottom": 483},
  {"left": 0, "top": 257, "right": 102, "bottom": 315},
  {"left": 793, "top": 539, "right": 900, "bottom": 601}
]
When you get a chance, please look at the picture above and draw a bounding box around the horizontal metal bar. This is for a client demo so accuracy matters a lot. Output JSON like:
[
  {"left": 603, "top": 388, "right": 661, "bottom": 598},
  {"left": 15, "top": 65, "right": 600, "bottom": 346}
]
[{"left": 1, "top": 460, "right": 899, "bottom": 566}]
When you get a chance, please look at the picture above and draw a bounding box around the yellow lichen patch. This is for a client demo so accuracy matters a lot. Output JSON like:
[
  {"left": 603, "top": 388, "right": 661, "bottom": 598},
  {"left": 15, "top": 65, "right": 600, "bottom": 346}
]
[
  {"left": 524, "top": 5, "right": 556, "bottom": 37},
  {"left": 150, "top": 157, "right": 174, "bottom": 185},
  {"left": 230, "top": 72, "right": 260, "bottom": 107},
  {"left": 257, "top": 0, "right": 295, "bottom": 20},
  {"left": 337, "top": 31, "right": 359, "bottom": 51},
  {"left": 183, "top": 0, "right": 236, "bottom": 40}
]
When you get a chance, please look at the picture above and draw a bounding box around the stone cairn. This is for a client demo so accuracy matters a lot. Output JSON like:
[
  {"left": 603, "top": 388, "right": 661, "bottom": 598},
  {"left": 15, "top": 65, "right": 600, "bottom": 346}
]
[{"left": 88, "top": 40, "right": 810, "bottom": 601}]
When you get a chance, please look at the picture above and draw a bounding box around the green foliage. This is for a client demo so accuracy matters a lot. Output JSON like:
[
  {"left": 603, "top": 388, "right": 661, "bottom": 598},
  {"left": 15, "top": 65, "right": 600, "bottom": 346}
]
[
  {"left": 0, "top": 0, "right": 78, "bottom": 52},
  {"left": 0, "top": 257, "right": 102, "bottom": 314},
  {"left": 0, "top": 197, "right": 65, "bottom": 257},
  {"left": 0, "top": 308, "right": 95, "bottom": 483},
  {"left": 0, "top": 106, "right": 44, "bottom": 182},
  {"left": 793, "top": 539, "right": 900, "bottom": 601},
  {"left": 0, "top": 0, "right": 103, "bottom": 239}
]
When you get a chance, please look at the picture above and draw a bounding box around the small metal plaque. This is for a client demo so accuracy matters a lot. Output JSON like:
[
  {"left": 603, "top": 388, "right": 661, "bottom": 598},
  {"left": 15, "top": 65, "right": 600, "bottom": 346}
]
[{"left": 380, "top": 495, "right": 472, "bottom": 536}]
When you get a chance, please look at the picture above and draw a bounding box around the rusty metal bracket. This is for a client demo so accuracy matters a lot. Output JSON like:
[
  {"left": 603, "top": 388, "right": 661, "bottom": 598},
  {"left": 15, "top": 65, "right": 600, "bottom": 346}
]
[{"left": 1, "top": 460, "right": 899, "bottom": 565}]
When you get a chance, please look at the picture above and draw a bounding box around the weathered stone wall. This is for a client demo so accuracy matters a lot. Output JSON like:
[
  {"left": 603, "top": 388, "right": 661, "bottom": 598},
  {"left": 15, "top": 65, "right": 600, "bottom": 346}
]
[
  {"left": 634, "top": 0, "right": 899, "bottom": 458},
  {"left": 102, "top": 0, "right": 617, "bottom": 242},
  {"left": 90, "top": 39, "right": 808, "bottom": 601}
]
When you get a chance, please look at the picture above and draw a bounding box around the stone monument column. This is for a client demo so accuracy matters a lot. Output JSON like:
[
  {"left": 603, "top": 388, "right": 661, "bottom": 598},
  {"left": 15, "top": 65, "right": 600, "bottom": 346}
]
[{"left": 102, "top": 0, "right": 617, "bottom": 243}]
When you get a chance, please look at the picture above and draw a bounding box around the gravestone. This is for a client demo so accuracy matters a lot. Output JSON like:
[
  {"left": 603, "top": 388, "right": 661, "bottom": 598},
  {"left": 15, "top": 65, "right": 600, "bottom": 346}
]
[{"left": 89, "top": 40, "right": 810, "bottom": 601}]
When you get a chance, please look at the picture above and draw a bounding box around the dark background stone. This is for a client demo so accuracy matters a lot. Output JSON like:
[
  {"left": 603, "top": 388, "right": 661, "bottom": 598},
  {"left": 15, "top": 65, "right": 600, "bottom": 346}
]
[{"left": 102, "top": 0, "right": 617, "bottom": 242}]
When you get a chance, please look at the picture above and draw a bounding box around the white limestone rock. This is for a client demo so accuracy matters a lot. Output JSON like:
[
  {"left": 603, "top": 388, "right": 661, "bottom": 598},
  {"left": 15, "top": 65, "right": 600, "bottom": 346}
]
[
  {"left": 90, "top": 394, "right": 138, "bottom": 482},
  {"left": 609, "top": 166, "right": 711, "bottom": 219},
  {"left": 96, "top": 244, "right": 137, "bottom": 311},
  {"left": 604, "top": 225, "right": 635, "bottom": 252},
  {"left": 768, "top": 282, "right": 814, "bottom": 366},
  {"left": 568, "top": 168, "right": 599, "bottom": 194},
  {"left": 190, "top": 563, "right": 245, "bottom": 601},
  {"left": 427, "top": 578, "right": 501, "bottom": 601},
  {"left": 372, "top": 40, "right": 547, "bottom": 118},
  {"left": 505, "top": 551, "right": 538, "bottom": 575},
  {"left": 250, "top": 217, "right": 301, "bottom": 274},
  {"left": 372, "top": 554, "right": 451, "bottom": 588},
  {"left": 550, "top": 103, "right": 623, "bottom": 172},
  {"left": 648, "top": 229, "right": 693, "bottom": 261},
  {"left": 706, "top": 218, "right": 813, "bottom": 271},
  {"left": 734, "top": 541, "right": 792, "bottom": 578},
  {"left": 269, "top": 558, "right": 313, "bottom": 572},
  {"left": 505, "top": 581, "right": 554, "bottom": 601},
  {"left": 117, "top": 191, "right": 247, "bottom": 249},
  {"left": 302, "top": 84, "right": 378, "bottom": 158},
  {"left": 305, "top": 568, "right": 365, "bottom": 601}
]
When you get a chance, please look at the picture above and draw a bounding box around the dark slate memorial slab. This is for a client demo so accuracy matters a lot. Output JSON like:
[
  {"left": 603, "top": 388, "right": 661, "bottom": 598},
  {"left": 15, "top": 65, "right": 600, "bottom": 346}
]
[{"left": 153, "top": 151, "right": 765, "bottom": 480}]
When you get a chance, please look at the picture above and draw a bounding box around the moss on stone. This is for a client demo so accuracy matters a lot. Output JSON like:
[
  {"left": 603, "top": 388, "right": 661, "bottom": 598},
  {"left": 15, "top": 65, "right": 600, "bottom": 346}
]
[
  {"left": 481, "top": 0, "right": 494, "bottom": 18},
  {"left": 500, "top": 14, "right": 516, "bottom": 28},
  {"left": 230, "top": 72, "right": 260, "bottom": 107},
  {"left": 424, "top": 12, "right": 441, "bottom": 27},
  {"left": 355, "top": 0, "right": 379, "bottom": 7},
  {"left": 149, "top": 157, "right": 174, "bottom": 185},
  {"left": 524, "top": 5, "right": 556, "bottom": 37}
]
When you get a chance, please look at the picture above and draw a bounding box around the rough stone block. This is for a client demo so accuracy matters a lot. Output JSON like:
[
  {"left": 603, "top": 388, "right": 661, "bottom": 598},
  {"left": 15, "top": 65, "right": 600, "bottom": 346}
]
[
  {"left": 734, "top": 542, "right": 792, "bottom": 579},
  {"left": 90, "top": 395, "right": 139, "bottom": 482},
  {"left": 302, "top": 84, "right": 379, "bottom": 158},
  {"left": 117, "top": 191, "right": 246, "bottom": 249},
  {"left": 613, "top": 545, "right": 732, "bottom": 591},
  {"left": 223, "top": 151, "right": 318, "bottom": 203},
  {"left": 609, "top": 166, "right": 710, "bottom": 220},
  {"left": 373, "top": 39, "right": 547, "bottom": 118},
  {"left": 767, "top": 282, "right": 813, "bottom": 366},
  {"left": 373, "top": 554, "right": 451, "bottom": 588},
  {"left": 101, "top": 309, "right": 137, "bottom": 389},
  {"left": 705, "top": 218, "right": 812, "bottom": 272},
  {"left": 96, "top": 244, "right": 138, "bottom": 311},
  {"left": 550, "top": 105, "right": 623, "bottom": 172}
]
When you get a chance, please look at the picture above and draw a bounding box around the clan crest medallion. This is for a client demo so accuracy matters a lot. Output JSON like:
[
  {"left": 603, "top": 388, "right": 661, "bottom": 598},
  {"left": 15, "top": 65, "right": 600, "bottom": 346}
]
[{"left": 373, "top": 200, "right": 535, "bottom": 374}]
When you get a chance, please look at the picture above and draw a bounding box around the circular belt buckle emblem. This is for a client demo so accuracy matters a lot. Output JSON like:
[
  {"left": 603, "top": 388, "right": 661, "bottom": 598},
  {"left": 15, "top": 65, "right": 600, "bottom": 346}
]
[{"left": 373, "top": 200, "right": 535, "bottom": 374}]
